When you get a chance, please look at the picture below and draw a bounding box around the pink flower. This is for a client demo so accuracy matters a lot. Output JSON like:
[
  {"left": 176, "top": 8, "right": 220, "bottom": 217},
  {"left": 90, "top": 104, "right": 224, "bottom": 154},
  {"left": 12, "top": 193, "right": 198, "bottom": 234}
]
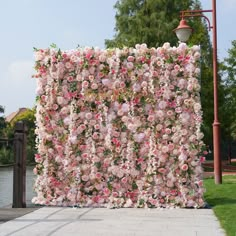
[
  {"left": 127, "top": 56, "right": 135, "bottom": 62},
  {"left": 103, "top": 188, "right": 110, "bottom": 196},
  {"left": 92, "top": 132, "right": 99, "bottom": 140},
  {"left": 57, "top": 96, "right": 64, "bottom": 105},
  {"left": 120, "top": 81, "right": 126, "bottom": 88},
  {"left": 126, "top": 62, "right": 134, "bottom": 70},
  {"left": 168, "top": 143, "right": 175, "bottom": 151},
  {"left": 134, "top": 133, "right": 145, "bottom": 143},
  {"left": 94, "top": 124, "right": 100, "bottom": 130},
  {"left": 35, "top": 154, "right": 42, "bottom": 163},
  {"left": 121, "top": 177, "right": 128, "bottom": 184},
  {"left": 147, "top": 115, "right": 155, "bottom": 122},
  {"left": 95, "top": 172, "right": 102, "bottom": 179},
  {"left": 81, "top": 175, "right": 89, "bottom": 182},
  {"left": 200, "top": 156, "right": 206, "bottom": 163},
  {"left": 82, "top": 153, "right": 89, "bottom": 159},
  {"left": 161, "top": 146, "right": 169, "bottom": 153},
  {"left": 85, "top": 112, "right": 93, "bottom": 120},
  {"left": 112, "top": 192, "right": 119, "bottom": 197},
  {"left": 181, "top": 164, "right": 189, "bottom": 171},
  {"left": 121, "top": 103, "right": 130, "bottom": 113},
  {"left": 82, "top": 80, "right": 89, "bottom": 88},
  {"left": 65, "top": 62, "right": 72, "bottom": 69},
  {"left": 141, "top": 81, "right": 147, "bottom": 88},
  {"left": 158, "top": 168, "right": 166, "bottom": 174},
  {"left": 165, "top": 128, "right": 171, "bottom": 134},
  {"left": 91, "top": 83, "right": 98, "bottom": 90},
  {"left": 117, "top": 110, "right": 124, "bottom": 116},
  {"left": 159, "top": 101, "right": 167, "bottom": 109},
  {"left": 132, "top": 83, "right": 141, "bottom": 92}
]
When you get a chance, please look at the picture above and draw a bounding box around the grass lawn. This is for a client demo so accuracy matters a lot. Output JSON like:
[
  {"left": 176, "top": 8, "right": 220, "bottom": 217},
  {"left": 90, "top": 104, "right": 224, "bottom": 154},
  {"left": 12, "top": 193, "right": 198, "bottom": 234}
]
[{"left": 204, "top": 175, "right": 236, "bottom": 236}]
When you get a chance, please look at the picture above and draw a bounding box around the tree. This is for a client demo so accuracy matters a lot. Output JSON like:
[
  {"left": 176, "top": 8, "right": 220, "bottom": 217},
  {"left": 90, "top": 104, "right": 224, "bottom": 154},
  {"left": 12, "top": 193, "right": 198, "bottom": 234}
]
[
  {"left": 10, "top": 108, "right": 36, "bottom": 163},
  {"left": 0, "top": 105, "right": 6, "bottom": 137},
  {"left": 220, "top": 40, "right": 236, "bottom": 140},
  {"left": 186, "top": 0, "right": 215, "bottom": 149},
  {"left": 105, "top": 0, "right": 194, "bottom": 48}
]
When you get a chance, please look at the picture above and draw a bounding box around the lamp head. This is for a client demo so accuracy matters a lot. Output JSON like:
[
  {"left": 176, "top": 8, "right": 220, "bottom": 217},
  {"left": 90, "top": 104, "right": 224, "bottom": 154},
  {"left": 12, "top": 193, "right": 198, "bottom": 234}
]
[{"left": 173, "top": 19, "right": 193, "bottom": 42}]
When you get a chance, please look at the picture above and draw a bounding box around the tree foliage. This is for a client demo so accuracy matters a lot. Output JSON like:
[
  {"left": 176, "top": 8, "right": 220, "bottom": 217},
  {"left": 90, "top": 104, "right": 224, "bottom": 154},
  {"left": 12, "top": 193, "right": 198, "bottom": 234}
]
[
  {"left": 0, "top": 105, "right": 6, "bottom": 137},
  {"left": 0, "top": 108, "right": 36, "bottom": 164},
  {"left": 220, "top": 40, "right": 236, "bottom": 139},
  {"left": 10, "top": 108, "right": 36, "bottom": 163},
  {"left": 105, "top": 0, "right": 194, "bottom": 48}
]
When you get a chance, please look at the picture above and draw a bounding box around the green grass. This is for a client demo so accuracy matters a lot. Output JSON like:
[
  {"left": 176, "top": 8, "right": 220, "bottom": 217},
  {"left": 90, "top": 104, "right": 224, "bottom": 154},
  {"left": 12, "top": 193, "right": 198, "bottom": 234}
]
[{"left": 204, "top": 175, "right": 236, "bottom": 236}]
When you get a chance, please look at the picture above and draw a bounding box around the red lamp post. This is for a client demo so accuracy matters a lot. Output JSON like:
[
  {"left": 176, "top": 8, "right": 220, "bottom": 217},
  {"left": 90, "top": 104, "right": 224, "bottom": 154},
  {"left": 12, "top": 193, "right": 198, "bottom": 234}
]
[{"left": 173, "top": 0, "right": 222, "bottom": 184}]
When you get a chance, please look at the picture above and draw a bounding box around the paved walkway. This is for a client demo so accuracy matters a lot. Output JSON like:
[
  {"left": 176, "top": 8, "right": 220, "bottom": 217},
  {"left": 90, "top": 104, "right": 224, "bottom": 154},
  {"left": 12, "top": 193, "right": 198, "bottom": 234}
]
[{"left": 0, "top": 207, "right": 225, "bottom": 236}]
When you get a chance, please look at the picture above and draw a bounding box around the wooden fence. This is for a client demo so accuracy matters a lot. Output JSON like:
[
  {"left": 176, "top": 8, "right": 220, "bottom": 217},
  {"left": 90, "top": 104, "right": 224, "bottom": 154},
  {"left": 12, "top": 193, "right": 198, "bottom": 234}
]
[{"left": 0, "top": 121, "right": 27, "bottom": 208}]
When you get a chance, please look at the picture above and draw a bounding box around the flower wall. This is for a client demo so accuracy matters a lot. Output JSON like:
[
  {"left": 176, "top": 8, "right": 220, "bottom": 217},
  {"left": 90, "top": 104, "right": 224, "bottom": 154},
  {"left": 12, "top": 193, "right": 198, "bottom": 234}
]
[{"left": 32, "top": 43, "right": 206, "bottom": 208}]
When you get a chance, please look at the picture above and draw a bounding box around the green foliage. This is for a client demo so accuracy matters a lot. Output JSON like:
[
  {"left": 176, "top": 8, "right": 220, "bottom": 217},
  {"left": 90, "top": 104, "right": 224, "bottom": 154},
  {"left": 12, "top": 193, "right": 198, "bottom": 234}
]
[
  {"left": 12, "top": 108, "right": 36, "bottom": 163},
  {"left": 0, "top": 105, "right": 7, "bottom": 137},
  {"left": 0, "top": 105, "right": 4, "bottom": 114},
  {"left": 6, "top": 108, "right": 36, "bottom": 164},
  {"left": 105, "top": 0, "right": 194, "bottom": 48},
  {"left": 204, "top": 175, "right": 236, "bottom": 236},
  {"left": 0, "top": 146, "right": 14, "bottom": 165},
  {"left": 0, "top": 106, "right": 13, "bottom": 164},
  {"left": 220, "top": 40, "right": 236, "bottom": 140}
]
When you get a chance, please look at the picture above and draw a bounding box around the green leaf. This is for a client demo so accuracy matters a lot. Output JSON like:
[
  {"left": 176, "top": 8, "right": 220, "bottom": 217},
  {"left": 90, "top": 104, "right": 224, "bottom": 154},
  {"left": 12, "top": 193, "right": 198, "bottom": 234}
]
[
  {"left": 139, "top": 199, "right": 145, "bottom": 205},
  {"left": 50, "top": 43, "right": 57, "bottom": 48},
  {"left": 132, "top": 181, "right": 138, "bottom": 190},
  {"left": 104, "top": 149, "right": 112, "bottom": 156},
  {"left": 107, "top": 182, "right": 113, "bottom": 191}
]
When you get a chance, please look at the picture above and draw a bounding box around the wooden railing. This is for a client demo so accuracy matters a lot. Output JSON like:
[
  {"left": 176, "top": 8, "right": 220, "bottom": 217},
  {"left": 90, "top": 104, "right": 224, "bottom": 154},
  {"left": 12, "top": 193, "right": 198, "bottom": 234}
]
[{"left": 0, "top": 121, "right": 27, "bottom": 208}]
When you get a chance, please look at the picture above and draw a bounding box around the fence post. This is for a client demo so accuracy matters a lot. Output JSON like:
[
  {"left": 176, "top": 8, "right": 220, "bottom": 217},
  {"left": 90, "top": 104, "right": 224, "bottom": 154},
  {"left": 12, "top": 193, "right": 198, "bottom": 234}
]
[{"left": 12, "top": 121, "right": 27, "bottom": 208}]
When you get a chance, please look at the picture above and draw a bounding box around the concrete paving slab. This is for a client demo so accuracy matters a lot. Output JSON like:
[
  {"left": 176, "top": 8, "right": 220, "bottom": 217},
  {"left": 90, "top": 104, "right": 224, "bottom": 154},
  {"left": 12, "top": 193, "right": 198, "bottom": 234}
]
[{"left": 0, "top": 207, "right": 226, "bottom": 236}]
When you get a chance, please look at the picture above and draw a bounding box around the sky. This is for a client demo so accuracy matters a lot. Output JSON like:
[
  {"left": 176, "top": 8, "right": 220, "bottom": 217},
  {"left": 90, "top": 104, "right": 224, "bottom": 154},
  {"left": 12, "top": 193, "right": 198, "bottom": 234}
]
[{"left": 0, "top": 0, "right": 235, "bottom": 116}]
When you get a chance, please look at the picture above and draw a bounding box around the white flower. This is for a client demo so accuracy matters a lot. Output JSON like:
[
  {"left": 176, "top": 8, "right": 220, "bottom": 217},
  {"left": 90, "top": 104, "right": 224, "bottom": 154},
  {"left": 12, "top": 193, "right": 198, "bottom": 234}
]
[
  {"left": 57, "top": 96, "right": 64, "bottom": 105},
  {"left": 121, "top": 103, "right": 130, "bottom": 113}
]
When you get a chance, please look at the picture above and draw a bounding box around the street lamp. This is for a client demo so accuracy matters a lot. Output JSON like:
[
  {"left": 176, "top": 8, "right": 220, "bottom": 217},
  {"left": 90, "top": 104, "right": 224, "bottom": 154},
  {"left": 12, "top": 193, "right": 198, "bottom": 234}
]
[{"left": 173, "top": 0, "right": 222, "bottom": 184}]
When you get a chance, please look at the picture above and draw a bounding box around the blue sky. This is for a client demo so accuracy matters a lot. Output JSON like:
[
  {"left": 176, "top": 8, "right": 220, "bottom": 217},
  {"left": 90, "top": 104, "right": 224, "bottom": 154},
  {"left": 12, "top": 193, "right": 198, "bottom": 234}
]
[{"left": 0, "top": 0, "right": 235, "bottom": 116}]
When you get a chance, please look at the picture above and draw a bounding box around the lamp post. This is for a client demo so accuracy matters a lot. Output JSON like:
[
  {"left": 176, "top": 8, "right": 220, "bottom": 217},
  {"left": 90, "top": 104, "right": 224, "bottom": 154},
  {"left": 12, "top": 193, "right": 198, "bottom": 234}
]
[{"left": 173, "top": 0, "right": 222, "bottom": 184}]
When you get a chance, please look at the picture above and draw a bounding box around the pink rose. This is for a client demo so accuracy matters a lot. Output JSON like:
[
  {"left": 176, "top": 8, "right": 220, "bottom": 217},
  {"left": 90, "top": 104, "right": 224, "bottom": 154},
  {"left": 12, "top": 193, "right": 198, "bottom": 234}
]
[
  {"left": 91, "top": 83, "right": 98, "bottom": 90},
  {"left": 181, "top": 164, "right": 189, "bottom": 171},
  {"left": 120, "top": 81, "right": 126, "bottom": 88},
  {"left": 85, "top": 112, "right": 93, "bottom": 120},
  {"left": 126, "top": 62, "right": 134, "bottom": 70},
  {"left": 92, "top": 132, "right": 99, "bottom": 140},
  {"left": 94, "top": 124, "right": 100, "bottom": 130},
  {"left": 103, "top": 188, "right": 110, "bottom": 196},
  {"left": 82, "top": 80, "right": 89, "bottom": 88},
  {"left": 82, "top": 153, "right": 89, "bottom": 159},
  {"left": 82, "top": 175, "right": 89, "bottom": 182},
  {"left": 95, "top": 172, "right": 102, "bottom": 179},
  {"left": 127, "top": 56, "right": 134, "bottom": 62},
  {"left": 121, "top": 177, "right": 128, "bottom": 184},
  {"left": 161, "top": 146, "right": 169, "bottom": 153},
  {"left": 147, "top": 115, "right": 155, "bottom": 122}
]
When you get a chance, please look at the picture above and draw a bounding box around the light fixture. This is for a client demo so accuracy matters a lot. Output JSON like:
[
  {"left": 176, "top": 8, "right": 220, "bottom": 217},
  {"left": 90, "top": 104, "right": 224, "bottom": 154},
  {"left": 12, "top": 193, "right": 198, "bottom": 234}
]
[
  {"left": 173, "top": 0, "right": 222, "bottom": 184},
  {"left": 173, "top": 19, "right": 193, "bottom": 43}
]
